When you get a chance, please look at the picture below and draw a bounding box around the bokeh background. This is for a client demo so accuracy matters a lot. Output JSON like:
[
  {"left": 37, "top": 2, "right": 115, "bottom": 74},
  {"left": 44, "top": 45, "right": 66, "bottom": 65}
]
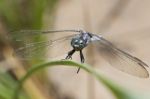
[{"left": 0, "top": 0, "right": 150, "bottom": 99}]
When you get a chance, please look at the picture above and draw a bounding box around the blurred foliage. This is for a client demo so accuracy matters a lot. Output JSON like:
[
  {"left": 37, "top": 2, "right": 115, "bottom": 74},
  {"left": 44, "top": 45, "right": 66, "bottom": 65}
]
[
  {"left": 0, "top": 0, "right": 58, "bottom": 63},
  {"left": 0, "top": 0, "right": 57, "bottom": 30},
  {"left": 0, "top": 0, "right": 58, "bottom": 99},
  {"left": 0, "top": 72, "right": 28, "bottom": 99}
]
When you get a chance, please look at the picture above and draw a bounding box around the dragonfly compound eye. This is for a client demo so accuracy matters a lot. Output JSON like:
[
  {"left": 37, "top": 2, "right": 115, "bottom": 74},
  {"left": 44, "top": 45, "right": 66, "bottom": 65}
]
[{"left": 71, "top": 38, "right": 86, "bottom": 51}]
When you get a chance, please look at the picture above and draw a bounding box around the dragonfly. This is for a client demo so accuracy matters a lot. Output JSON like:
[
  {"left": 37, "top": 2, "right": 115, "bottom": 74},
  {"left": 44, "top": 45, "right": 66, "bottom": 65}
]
[{"left": 9, "top": 29, "right": 149, "bottom": 78}]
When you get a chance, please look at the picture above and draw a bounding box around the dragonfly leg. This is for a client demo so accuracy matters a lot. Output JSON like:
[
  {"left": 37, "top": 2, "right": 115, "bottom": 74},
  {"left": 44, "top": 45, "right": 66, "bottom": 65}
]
[
  {"left": 77, "top": 50, "right": 85, "bottom": 73},
  {"left": 65, "top": 49, "right": 75, "bottom": 60}
]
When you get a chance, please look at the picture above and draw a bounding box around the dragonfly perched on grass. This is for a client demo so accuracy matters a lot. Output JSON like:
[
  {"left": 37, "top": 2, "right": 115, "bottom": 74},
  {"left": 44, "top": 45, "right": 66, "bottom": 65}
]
[{"left": 9, "top": 29, "right": 149, "bottom": 78}]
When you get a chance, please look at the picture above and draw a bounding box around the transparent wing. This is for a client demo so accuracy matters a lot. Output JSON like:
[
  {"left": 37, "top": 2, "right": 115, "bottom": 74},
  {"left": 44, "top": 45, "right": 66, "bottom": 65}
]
[
  {"left": 10, "top": 29, "right": 80, "bottom": 36},
  {"left": 92, "top": 34, "right": 149, "bottom": 78},
  {"left": 13, "top": 35, "right": 74, "bottom": 60},
  {"left": 8, "top": 30, "right": 76, "bottom": 60}
]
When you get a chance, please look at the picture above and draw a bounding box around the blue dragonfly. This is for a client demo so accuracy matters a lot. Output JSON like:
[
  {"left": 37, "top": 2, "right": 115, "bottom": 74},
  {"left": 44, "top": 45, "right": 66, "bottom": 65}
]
[{"left": 9, "top": 29, "right": 149, "bottom": 78}]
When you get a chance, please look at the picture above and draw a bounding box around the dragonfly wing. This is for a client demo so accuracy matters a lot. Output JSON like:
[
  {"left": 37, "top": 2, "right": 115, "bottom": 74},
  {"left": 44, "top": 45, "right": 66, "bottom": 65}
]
[
  {"left": 9, "top": 32, "right": 75, "bottom": 60},
  {"left": 91, "top": 34, "right": 149, "bottom": 78},
  {"left": 13, "top": 40, "right": 52, "bottom": 60}
]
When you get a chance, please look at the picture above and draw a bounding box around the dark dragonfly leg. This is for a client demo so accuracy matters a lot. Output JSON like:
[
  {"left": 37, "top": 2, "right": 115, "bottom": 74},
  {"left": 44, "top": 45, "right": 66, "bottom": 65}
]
[
  {"left": 77, "top": 50, "right": 85, "bottom": 73},
  {"left": 65, "top": 49, "right": 75, "bottom": 60}
]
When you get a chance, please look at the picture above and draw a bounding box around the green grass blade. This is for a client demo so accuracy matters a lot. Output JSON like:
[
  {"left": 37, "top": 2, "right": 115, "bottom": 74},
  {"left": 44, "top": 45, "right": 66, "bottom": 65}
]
[{"left": 13, "top": 60, "right": 150, "bottom": 99}]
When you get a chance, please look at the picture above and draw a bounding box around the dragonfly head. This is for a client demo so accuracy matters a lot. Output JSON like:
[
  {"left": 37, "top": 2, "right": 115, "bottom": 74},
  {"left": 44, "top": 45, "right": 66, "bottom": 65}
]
[{"left": 71, "top": 38, "right": 86, "bottom": 51}]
